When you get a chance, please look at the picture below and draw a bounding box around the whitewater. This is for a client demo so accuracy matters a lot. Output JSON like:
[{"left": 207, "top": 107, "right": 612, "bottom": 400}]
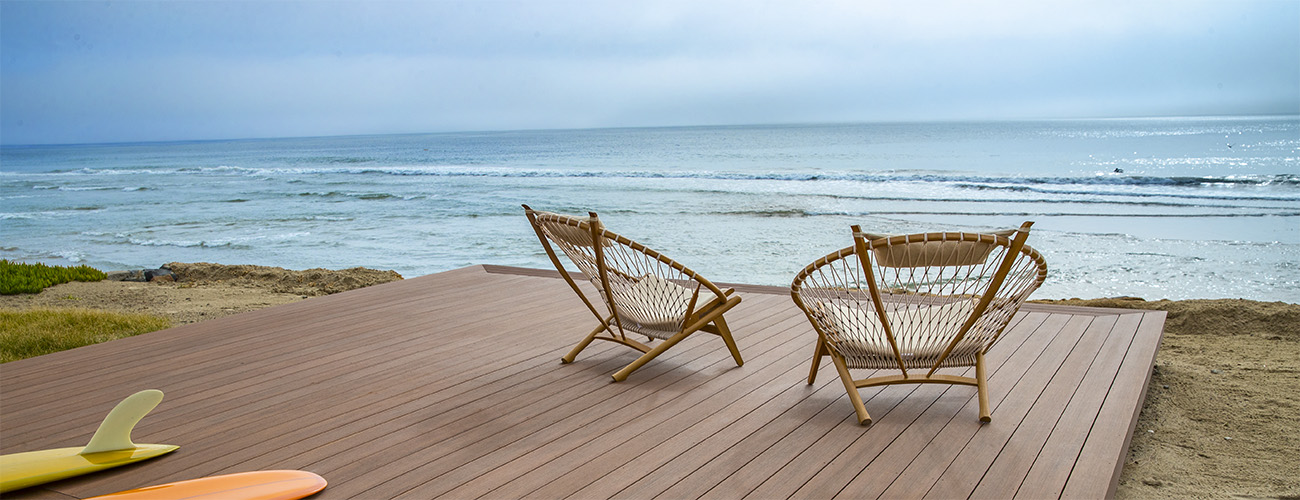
[{"left": 3, "top": 116, "right": 1297, "bottom": 302}]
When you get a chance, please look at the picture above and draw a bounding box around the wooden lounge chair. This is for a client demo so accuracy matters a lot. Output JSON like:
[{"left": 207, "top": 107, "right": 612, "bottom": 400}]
[
  {"left": 523, "top": 205, "right": 744, "bottom": 381},
  {"left": 790, "top": 222, "right": 1047, "bottom": 425}
]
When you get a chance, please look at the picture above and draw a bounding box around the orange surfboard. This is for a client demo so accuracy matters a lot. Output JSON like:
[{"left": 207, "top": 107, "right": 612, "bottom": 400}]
[{"left": 86, "top": 470, "right": 326, "bottom": 500}]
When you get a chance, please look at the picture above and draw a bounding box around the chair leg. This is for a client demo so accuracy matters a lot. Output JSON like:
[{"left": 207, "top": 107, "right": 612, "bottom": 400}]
[
  {"left": 612, "top": 329, "right": 691, "bottom": 382},
  {"left": 830, "top": 352, "right": 871, "bottom": 425},
  {"left": 714, "top": 315, "right": 744, "bottom": 367},
  {"left": 807, "top": 339, "right": 827, "bottom": 385},
  {"left": 562, "top": 318, "right": 611, "bottom": 364},
  {"left": 976, "top": 352, "right": 991, "bottom": 423}
]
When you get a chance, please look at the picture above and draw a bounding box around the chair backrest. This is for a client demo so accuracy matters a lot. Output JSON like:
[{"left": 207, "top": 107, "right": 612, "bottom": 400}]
[
  {"left": 791, "top": 222, "right": 1047, "bottom": 374},
  {"left": 523, "top": 205, "right": 727, "bottom": 339}
]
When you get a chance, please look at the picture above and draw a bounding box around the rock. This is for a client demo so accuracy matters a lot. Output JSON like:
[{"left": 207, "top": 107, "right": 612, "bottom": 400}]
[
  {"left": 162, "top": 262, "right": 402, "bottom": 296},
  {"left": 145, "top": 269, "right": 174, "bottom": 282},
  {"left": 106, "top": 270, "right": 147, "bottom": 282},
  {"left": 1142, "top": 478, "right": 1163, "bottom": 487},
  {"left": 1211, "top": 369, "right": 1222, "bottom": 374},
  {"left": 106, "top": 268, "right": 175, "bottom": 282}
]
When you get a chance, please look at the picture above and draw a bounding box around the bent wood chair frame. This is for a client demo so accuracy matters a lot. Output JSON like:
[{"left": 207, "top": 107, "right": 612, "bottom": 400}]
[
  {"left": 523, "top": 205, "right": 743, "bottom": 381},
  {"left": 791, "top": 222, "right": 1047, "bottom": 425}
]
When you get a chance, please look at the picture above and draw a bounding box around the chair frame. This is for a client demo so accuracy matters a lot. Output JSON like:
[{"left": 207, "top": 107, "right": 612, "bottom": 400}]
[
  {"left": 791, "top": 222, "right": 1046, "bottom": 425},
  {"left": 523, "top": 205, "right": 744, "bottom": 381}
]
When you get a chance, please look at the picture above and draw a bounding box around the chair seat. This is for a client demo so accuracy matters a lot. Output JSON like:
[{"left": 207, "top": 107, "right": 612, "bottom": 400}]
[
  {"left": 816, "top": 299, "right": 981, "bottom": 370},
  {"left": 614, "top": 274, "right": 697, "bottom": 339}
]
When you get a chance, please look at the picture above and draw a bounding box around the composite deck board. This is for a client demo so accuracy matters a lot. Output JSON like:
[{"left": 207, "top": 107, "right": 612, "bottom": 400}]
[
  {"left": 3, "top": 271, "right": 553, "bottom": 450},
  {"left": 973, "top": 313, "right": 1139, "bottom": 499},
  {"left": 790, "top": 311, "right": 1065, "bottom": 499},
  {"left": 737, "top": 311, "right": 1047, "bottom": 500},
  {"left": 342, "top": 326, "right": 746, "bottom": 497},
  {"left": 3, "top": 264, "right": 493, "bottom": 391},
  {"left": 865, "top": 313, "right": 1063, "bottom": 498},
  {"left": 481, "top": 310, "right": 810, "bottom": 500},
  {"left": 106, "top": 287, "right": 598, "bottom": 491},
  {"left": 312, "top": 294, "right": 783, "bottom": 497},
  {"left": 914, "top": 314, "right": 1098, "bottom": 497},
  {"left": 918, "top": 315, "right": 1116, "bottom": 499},
  {"left": 664, "top": 311, "right": 1047, "bottom": 498},
  {"left": 1, "top": 266, "right": 521, "bottom": 431},
  {"left": 1012, "top": 312, "right": 1158, "bottom": 499},
  {"left": 389, "top": 302, "right": 801, "bottom": 499},
  {"left": 431, "top": 296, "right": 798, "bottom": 499},
  {"left": 1060, "top": 311, "right": 1166, "bottom": 500},
  {"left": 563, "top": 319, "right": 822, "bottom": 499},
  {"left": 0, "top": 265, "right": 1163, "bottom": 499},
  {"left": 382, "top": 296, "right": 802, "bottom": 499},
  {"left": 722, "top": 311, "right": 1045, "bottom": 493}
]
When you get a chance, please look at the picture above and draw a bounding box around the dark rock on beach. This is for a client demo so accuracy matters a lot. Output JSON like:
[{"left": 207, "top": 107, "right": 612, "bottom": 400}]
[{"left": 105, "top": 268, "right": 176, "bottom": 282}]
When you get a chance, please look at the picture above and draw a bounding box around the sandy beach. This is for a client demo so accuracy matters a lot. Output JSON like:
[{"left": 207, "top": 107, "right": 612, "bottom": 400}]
[
  {"left": 1037, "top": 297, "right": 1299, "bottom": 498},
  {"left": 2, "top": 264, "right": 1297, "bottom": 498}
]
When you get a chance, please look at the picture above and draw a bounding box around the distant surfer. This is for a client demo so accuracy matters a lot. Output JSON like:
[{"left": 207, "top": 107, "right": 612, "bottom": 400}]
[{"left": 1114, "top": 168, "right": 1124, "bottom": 173}]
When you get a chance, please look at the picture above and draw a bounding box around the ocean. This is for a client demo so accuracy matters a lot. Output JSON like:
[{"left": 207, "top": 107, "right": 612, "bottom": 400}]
[{"left": 2, "top": 117, "right": 1298, "bottom": 302}]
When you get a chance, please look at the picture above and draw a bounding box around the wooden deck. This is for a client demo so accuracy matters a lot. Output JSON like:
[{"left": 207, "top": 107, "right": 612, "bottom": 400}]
[{"left": 0, "top": 265, "right": 1165, "bottom": 499}]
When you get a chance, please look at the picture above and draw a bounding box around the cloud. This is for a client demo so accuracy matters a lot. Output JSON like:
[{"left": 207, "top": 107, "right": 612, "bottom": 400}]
[{"left": 2, "top": 0, "right": 1296, "bottom": 145}]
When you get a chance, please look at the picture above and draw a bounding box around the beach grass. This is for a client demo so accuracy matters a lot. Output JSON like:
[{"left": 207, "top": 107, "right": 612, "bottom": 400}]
[
  {"left": 0, "top": 308, "right": 170, "bottom": 363},
  {"left": 1, "top": 260, "right": 106, "bottom": 295}
]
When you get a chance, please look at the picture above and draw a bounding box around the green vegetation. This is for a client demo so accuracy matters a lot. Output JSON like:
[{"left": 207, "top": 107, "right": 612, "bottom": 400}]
[
  {"left": 0, "top": 308, "right": 171, "bottom": 363},
  {"left": 0, "top": 260, "right": 106, "bottom": 295}
]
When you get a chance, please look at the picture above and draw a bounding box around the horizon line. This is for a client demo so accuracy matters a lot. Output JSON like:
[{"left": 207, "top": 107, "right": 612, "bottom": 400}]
[{"left": 3, "top": 112, "right": 1297, "bottom": 149}]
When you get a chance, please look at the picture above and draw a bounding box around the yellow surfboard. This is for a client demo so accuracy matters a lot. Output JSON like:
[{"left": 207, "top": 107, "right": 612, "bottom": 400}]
[
  {"left": 0, "top": 390, "right": 179, "bottom": 493},
  {"left": 85, "top": 470, "right": 327, "bottom": 500}
]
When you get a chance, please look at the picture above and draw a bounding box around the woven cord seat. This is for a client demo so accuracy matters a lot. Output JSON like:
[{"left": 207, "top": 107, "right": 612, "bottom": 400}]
[
  {"left": 791, "top": 222, "right": 1047, "bottom": 425},
  {"left": 523, "top": 205, "right": 744, "bottom": 381}
]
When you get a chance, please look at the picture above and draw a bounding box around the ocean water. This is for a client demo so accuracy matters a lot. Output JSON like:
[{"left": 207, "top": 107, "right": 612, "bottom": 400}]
[{"left": 2, "top": 117, "right": 1298, "bottom": 302}]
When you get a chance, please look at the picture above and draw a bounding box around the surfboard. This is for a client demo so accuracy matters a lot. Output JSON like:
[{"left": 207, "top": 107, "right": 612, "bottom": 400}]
[
  {"left": 0, "top": 390, "right": 179, "bottom": 493},
  {"left": 85, "top": 470, "right": 327, "bottom": 500}
]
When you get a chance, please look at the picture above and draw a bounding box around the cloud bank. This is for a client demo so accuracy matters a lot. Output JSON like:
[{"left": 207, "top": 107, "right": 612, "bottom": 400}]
[{"left": 2, "top": 0, "right": 1296, "bottom": 145}]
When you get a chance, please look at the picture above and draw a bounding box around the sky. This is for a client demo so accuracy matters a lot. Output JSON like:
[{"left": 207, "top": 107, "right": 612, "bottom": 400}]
[{"left": 1, "top": 0, "right": 1297, "bottom": 146}]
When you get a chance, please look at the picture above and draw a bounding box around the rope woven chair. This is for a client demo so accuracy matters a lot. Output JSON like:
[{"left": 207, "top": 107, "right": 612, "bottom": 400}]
[
  {"left": 790, "top": 222, "right": 1047, "bottom": 425},
  {"left": 523, "top": 205, "right": 744, "bottom": 382}
]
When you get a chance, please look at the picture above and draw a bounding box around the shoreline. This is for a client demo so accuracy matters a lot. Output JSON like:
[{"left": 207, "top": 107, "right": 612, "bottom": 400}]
[
  {"left": 0, "top": 262, "right": 403, "bottom": 325},
  {"left": 1, "top": 263, "right": 1296, "bottom": 498}
]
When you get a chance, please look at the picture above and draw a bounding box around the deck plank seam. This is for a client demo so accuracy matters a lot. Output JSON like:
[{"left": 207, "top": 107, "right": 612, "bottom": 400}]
[
  {"left": 968, "top": 313, "right": 1119, "bottom": 498},
  {"left": 349, "top": 303, "right": 778, "bottom": 497},
  {"left": 485, "top": 311, "right": 813, "bottom": 499},
  {"left": 916, "top": 314, "right": 1096, "bottom": 498},
  {"left": 5, "top": 283, "right": 579, "bottom": 449},
  {"left": 825, "top": 312, "right": 1053, "bottom": 499},
  {"left": 524, "top": 315, "right": 821, "bottom": 498},
  {"left": 774, "top": 312, "right": 1049, "bottom": 499},
  {"left": 882, "top": 312, "right": 1069, "bottom": 498},
  {"left": 434, "top": 300, "right": 803, "bottom": 498},
  {"left": 1002, "top": 312, "right": 1138, "bottom": 499}
]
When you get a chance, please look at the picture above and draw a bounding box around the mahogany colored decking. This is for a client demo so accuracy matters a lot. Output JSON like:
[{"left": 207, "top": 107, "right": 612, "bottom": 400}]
[{"left": 0, "top": 265, "right": 1165, "bottom": 499}]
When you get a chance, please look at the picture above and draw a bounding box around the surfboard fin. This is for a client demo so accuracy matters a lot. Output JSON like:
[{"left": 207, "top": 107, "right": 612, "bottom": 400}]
[{"left": 80, "top": 390, "right": 164, "bottom": 455}]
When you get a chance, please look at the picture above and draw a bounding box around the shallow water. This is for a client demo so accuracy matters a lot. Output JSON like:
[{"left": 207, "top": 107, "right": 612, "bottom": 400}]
[{"left": 3, "top": 117, "right": 1298, "bottom": 302}]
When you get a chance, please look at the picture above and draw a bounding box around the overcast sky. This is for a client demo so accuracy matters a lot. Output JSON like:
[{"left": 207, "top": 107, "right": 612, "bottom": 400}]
[{"left": 1, "top": 0, "right": 1297, "bottom": 145}]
